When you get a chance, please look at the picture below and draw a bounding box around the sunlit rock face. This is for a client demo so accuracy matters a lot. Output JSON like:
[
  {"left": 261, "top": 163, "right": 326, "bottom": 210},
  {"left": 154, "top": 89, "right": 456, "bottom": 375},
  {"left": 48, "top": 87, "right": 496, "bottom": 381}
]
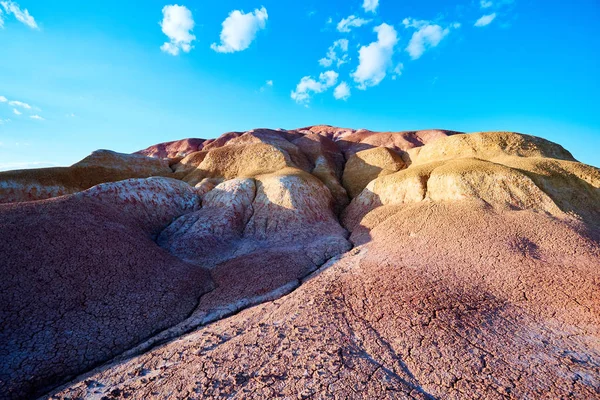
[{"left": 1, "top": 126, "right": 600, "bottom": 400}]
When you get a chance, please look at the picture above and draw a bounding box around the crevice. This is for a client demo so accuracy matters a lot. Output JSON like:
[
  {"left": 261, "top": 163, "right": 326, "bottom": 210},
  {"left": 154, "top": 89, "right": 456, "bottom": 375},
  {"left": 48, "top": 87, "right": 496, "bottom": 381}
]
[{"left": 41, "top": 239, "right": 358, "bottom": 400}]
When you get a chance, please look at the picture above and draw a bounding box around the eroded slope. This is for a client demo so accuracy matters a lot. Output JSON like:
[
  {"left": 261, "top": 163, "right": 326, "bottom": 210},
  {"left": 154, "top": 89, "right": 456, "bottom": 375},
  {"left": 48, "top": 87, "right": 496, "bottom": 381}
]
[{"left": 0, "top": 127, "right": 599, "bottom": 399}]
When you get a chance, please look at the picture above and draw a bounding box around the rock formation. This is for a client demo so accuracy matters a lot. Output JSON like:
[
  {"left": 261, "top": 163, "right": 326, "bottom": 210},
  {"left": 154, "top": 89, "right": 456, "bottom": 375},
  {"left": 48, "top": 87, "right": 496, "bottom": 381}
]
[{"left": 0, "top": 126, "right": 599, "bottom": 399}]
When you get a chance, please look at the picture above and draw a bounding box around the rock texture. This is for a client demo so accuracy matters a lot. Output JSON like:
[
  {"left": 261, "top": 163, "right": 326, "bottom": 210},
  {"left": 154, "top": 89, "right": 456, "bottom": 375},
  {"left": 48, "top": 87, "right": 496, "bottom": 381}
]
[
  {"left": 0, "top": 178, "right": 213, "bottom": 399},
  {"left": 0, "top": 126, "right": 599, "bottom": 400},
  {"left": 0, "top": 150, "right": 173, "bottom": 204}
]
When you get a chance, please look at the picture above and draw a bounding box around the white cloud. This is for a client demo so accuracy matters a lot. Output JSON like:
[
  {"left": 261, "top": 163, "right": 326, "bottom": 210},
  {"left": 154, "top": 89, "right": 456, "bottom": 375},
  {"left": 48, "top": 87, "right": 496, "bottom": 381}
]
[
  {"left": 8, "top": 100, "right": 30, "bottom": 109},
  {"left": 326, "top": 17, "right": 333, "bottom": 24},
  {"left": 475, "top": 13, "right": 496, "bottom": 27},
  {"left": 0, "top": 9, "right": 4, "bottom": 29},
  {"left": 333, "top": 82, "right": 351, "bottom": 100},
  {"left": 0, "top": 96, "right": 6, "bottom": 102},
  {"left": 259, "top": 80, "right": 273, "bottom": 92},
  {"left": 319, "top": 39, "right": 349, "bottom": 68},
  {"left": 211, "top": 7, "right": 268, "bottom": 53},
  {"left": 0, "top": 1, "right": 38, "bottom": 29},
  {"left": 160, "top": 5, "right": 195, "bottom": 56},
  {"left": 66, "top": 113, "right": 76, "bottom": 117},
  {"left": 391, "top": 63, "right": 404, "bottom": 80},
  {"left": 480, "top": 0, "right": 493, "bottom": 8},
  {"left": 30, "top": 114, "right": 44, "bottom": 120},
  {"left": 12, "top": 108, "right": 21, "bottom": 115},
  {"left": 337, "top": 15, "right": 371, "bottom": 33},
  {"left": 352, "top": 23, "right": 398, "bottom": 90},
  {"left": 403, "top": 18, "right": 459, "bottom": 60},
  {"left": 362, "top": 0, "right": 379, "bottom": 13},
  {"left": 291, "top": 70, "right": 339, "bottom": 105}
]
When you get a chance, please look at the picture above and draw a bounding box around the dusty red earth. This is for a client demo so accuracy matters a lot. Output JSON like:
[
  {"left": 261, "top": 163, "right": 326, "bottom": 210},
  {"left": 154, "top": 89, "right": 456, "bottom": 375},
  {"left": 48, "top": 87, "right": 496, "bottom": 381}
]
[{"left": 0, "top": 126, "right": 599, "bottom": 399}]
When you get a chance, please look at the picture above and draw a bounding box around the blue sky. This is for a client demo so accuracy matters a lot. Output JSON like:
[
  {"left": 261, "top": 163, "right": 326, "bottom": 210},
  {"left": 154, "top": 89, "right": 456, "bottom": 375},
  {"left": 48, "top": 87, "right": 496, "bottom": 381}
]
[{"left": 0, "top": 0, "right": 599, "bottom": 170}]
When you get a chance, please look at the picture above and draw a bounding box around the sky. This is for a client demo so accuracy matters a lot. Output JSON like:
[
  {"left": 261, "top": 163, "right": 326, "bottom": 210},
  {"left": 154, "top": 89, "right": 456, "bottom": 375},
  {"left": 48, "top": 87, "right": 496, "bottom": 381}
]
[{"left": 0, "top": 0, "right": 599, "bottom": 170}]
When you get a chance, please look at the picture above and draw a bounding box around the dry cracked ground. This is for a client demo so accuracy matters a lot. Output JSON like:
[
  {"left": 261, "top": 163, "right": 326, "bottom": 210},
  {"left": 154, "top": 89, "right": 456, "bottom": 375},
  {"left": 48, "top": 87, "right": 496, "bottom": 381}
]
[{"left": 0, "top": 126, "right": 599, "bottom": 399}]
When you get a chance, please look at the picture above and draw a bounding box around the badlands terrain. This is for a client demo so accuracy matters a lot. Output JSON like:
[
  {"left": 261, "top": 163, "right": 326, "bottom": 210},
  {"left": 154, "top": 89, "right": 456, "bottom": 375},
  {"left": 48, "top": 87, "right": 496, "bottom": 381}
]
[{"left": 0, "top": 126, "right": 599, "bottom": 399}]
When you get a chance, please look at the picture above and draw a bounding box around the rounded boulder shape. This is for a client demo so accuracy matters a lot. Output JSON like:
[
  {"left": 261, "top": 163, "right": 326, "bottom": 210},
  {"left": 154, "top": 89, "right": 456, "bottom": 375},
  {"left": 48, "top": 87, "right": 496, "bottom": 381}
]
[
  {"left": 342, "top": 147, "right": 406, "bottom": 198},
  {"left": 409, "top": 131, "right": 576, "bottom": 166}
]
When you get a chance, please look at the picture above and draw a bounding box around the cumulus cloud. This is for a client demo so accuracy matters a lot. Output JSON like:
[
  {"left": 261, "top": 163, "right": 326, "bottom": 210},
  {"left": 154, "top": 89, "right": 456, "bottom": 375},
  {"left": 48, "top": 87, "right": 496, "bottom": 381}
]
[
  {"left": 0, "top": 96, "right": 6, "bottom": 102},
  {"left": 211, "top": 7, "right": 268, "bottom": 53},
  {"left": 333, "top": 82, "right": 351, "bottom": 100},
  {"left": 480, "top": 0, "right": 493, "bottom": 8},
  {"left": 475, "top": 13, "right": 496, "bottom": 27},
  {"left": 403, "top": 18, "right": 459, "bottom": 60},
  {"left": 12, "top": 108, "right": 21, "bottom": 115},
  {"left": 319, "top": 39, "right": 349, "bottom": 68},
  {"left": 30, "top": 114, "right": 44, "bottom": 120},
  {"left": 8, "top": 100, "right": 31, "bottom": 109},
  {"left": 160, "top": 5, "right": 195, "bottom": 56},
  {"left": 266, "top": 80, "right": 273, "bottom": 86},
  {"left": 0, "top": 1, "right": 38, "bottom": 29},
  {"left": 337, "top": 15, "right": 371, "bottom": 33},
  {"left": 291, "top": 70, "right": 339, "bottom": 105},
  {"left": 352, "top": 23, "right": 398, "bottom": 90},
  {"left": 362, "top": 0, "right": 379, "bottom": 13}
]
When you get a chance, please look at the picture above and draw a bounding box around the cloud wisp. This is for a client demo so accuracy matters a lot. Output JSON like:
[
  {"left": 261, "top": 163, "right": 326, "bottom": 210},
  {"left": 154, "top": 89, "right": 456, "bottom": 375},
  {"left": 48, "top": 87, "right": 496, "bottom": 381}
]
[
  {"left": 475, "top": 13, "right": 497, "bottom": 27},
  {"left": 352, "top": 23, "right": 398, "bottom": 90},
  {"left": 211, "top": 7, "right": 268, "bottom": 53},
  {"left": 8, "top": 100, "right": 31, "bottom": 109},
  {"left": 0, "top": 1, "right": 38, "bottom": 29},
  {"left": 319, "top": 39, "right": 349, "bottom": 68},
  {"left": 160, "top": 5, "right": 196, "bottom": 56},
  {"left": 337, "top": 15, "right": 371, "bottom": 33}
]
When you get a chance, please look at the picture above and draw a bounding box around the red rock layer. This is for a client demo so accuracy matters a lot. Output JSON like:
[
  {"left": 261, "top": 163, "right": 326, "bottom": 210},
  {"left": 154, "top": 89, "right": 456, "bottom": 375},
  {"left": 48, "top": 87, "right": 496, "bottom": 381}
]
[
  {"left": 0, "top": 179, "right": 213, "bottom": 399},
  {"left": 49, "top": 202, "right": 600, "bottom": 399}
]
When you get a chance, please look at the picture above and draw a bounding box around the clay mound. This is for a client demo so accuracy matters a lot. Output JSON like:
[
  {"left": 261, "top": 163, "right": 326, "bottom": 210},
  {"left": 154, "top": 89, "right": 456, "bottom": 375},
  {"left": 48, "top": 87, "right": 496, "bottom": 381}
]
[
  {"left": 135, "top": 138, "right": 206, "bottom": 159},
  {"left": 342, "top": 157, "right": 575, "bottom": 230},
  {"left": 409, "top": 131, "right": 576, "bottom": 166},
  {"left": 158, "top": 178, "right": 256, "bottom": 265},
  {"left": 172, "top": 150, "right": 209, "bottom": 175},
  {"left": 298, "top": 125, "right": 461, "bottom": 157},
  {"left": 297, "top": 124, "right": 357, "bottom": 141},
  {"left": 343, "top": 132, "right": 598, "bottom": 230},
  {"left": 0, "top": 191, "right": 213, "bottom": 399},
  {"left": 500, "top": 157, "right": 600, "bottom": 223},
  {"left": 342, "top": 147, "right": 406, "bottom": 198},
  {"left": 49, "top": 201, "right": 600, "bottom": 399},
  {"left": 292, "top": 133, "right": 349, "bottom": 211},
  {"left": 336, "top": 129, "right": 461, "bottom": 157},
  {"left": 2, "top": 126, "right": 600, "bottom": 399},
  {"left": 160, "top": 168, "right": 350, "bottom": 267},
  {"left": 77, "top": 177, "right": 201, "bottom": 233},
  {"left": 181, "top": 132, "right": 313, "bottom": 186},
  {"left": 0, "top": 150, "right": 173, "bottom": 204}
]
